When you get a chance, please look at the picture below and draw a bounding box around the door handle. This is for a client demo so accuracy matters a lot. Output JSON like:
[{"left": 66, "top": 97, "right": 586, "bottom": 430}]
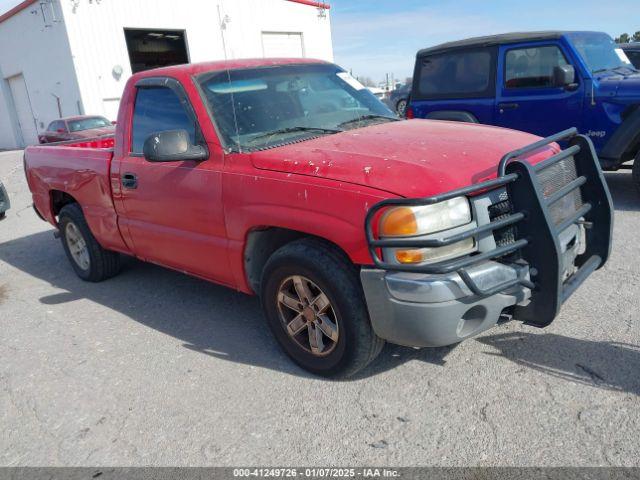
[
  {"left": 498, "top": 102, "right": 519, "bottom": 113},
  {"left": 121, "top": 172, "right": 138, "bottom": 189}
]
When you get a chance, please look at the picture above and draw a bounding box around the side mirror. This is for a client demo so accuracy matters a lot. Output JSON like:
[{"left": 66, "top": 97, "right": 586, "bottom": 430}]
[
  {"left": 56, "top": 128, "right": 65, "bottom": 133},
  {"left": 111, "top": 120, "right": 117, "bottom": 125},
  {"left": 554, "top": 64, "right": 577, "bottom": 89},
  {"left": 143, "top": 130, "right": 208, "bottom": 162}
]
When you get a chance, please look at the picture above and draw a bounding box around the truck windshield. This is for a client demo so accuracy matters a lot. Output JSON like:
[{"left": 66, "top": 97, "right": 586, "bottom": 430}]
[
  {"left": 566, "top": 32, "right": 636, "bottom": 74},
  {"left": 67, "top": 116, "right": 112, "bottom": 132},
  {"left": 197, "top": 63, "right": 397, "bottom": 151}
]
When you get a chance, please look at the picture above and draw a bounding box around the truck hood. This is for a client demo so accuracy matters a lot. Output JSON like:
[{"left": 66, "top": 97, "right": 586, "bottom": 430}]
[{"left": 249, "top": 119, "right": 558, "bottom": 198}]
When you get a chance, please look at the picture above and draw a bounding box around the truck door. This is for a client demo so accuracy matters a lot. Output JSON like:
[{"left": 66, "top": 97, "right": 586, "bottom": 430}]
[
  {"left": 114, "top": 78, "right": 234, "bottom": 286},
  {"left": 495, "top": 42, "right": 584, "bottom": 137},
  {"left": 410, "top": 47, "right": 497, "bottom": 124}
]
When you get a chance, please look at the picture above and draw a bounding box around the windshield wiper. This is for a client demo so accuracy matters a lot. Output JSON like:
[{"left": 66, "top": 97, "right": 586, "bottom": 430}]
[
  {"left": 248, "top": 126, "right": 342, "bottom": 143},
  {"left": 338, "top": 114, "right": 399, "bottom": 128},
  {"left": 593, "top": 66, "right": 638, "bottom": 75}
]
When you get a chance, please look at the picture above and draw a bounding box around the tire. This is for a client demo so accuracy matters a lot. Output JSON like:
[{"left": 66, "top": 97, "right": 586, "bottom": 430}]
[
  {"left": 633, "top": 152, "right": 640, "bottom": 194},
  {"left": 58, "top": 203, "right": 121, "bottom": 282},
  {"left": 260, "top": 238, "right": 384, "bottom": 378},
  {"left": 396, "top": 99, "right": 407, "bottom": 117}
]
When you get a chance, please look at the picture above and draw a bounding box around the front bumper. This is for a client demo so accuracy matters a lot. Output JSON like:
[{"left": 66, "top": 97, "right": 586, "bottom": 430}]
[
  {"left": 361, "top": 261, "right": 531, "bottom": 347},
  {"left": 363, "top": 129, "right": 613, "bottom": 347}
]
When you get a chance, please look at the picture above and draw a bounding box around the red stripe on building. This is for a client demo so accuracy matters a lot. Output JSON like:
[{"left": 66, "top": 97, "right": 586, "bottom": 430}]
[{"left": 285, "top": 0, "right": 330, "bottom": 9}]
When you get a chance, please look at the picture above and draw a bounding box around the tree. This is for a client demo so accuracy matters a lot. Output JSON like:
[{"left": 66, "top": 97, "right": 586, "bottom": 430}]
[
  {"left": 634, "top": 31, "right": 640, "bottom": 42},
  {"left": 357, "top": 76, "right": 376, "bottom": 87},
  {"left": 616, "top": 33, "right": 631, "bottom": 43}
]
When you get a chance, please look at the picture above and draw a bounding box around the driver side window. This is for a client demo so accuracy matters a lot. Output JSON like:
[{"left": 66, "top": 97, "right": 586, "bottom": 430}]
[
  {"left": 505, "top": 45, "right": 569, "bottom": 89},
  {"left": 131, "top": 86, "right": 196, "bottom": 154}
]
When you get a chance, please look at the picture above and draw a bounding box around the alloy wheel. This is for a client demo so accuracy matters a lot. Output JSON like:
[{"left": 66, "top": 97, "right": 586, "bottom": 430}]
[{"left": 276, "top": 275, "right": 340, "bottom": 356}]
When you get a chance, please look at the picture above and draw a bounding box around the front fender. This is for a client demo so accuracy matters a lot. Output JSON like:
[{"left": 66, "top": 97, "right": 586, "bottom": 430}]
[
  {"left": 223, "top": 172, "right": 392, "bottom": 292},
  {"left": 600, "top": 106, "right": 640, "bottom": 165}
]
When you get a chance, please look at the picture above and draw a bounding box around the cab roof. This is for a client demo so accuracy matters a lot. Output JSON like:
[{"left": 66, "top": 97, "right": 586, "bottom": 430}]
[
  {"left": 417, "top": 31, "right": 599, "bottom": 56},
  {"left": 131, "top": 58, "right": 330, "bottom": 81}
]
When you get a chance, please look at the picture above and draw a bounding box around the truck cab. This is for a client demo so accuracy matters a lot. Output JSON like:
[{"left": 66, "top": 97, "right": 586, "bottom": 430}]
[{"left": 408, "top": 31, "right": 640, "bottom": 188}]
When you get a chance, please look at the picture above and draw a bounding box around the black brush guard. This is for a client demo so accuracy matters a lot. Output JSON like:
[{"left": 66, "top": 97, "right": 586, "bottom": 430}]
[{"left": 364, "top": 128, "right": 613, "bottom": 327}]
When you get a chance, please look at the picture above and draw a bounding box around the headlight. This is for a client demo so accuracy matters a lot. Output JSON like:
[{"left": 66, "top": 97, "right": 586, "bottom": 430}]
[
  {"left": 379, "top": 196, "right": 475, "bottom": 265},
  {"left": 380, "top": 197, "right": 472, "bottom": 237}
]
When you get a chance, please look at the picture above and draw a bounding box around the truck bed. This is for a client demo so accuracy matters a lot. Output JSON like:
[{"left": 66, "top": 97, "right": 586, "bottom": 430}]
[{"left": 24, "top": 136, "right": 130, "bottom": 253}]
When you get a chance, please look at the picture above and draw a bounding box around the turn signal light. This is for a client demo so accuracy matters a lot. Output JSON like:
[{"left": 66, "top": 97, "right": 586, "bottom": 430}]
[
  {"left": 395, "top": 249, "right": 424, "bottom": 264},
  {"left": 380, "top": 207, "right": 418, "bottom": 237}
]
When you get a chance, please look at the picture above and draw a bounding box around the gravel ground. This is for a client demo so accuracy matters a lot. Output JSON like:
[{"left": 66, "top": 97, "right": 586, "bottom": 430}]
[{"left": 1, "top": 149, "right": 639, "bottom": 466}]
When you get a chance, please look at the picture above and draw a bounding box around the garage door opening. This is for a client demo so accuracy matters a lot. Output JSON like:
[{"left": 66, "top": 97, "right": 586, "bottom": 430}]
[
  {"left": 124, "top": 29, "right": 189, "bottom": 74},
  {"left": 262, "top": 32, "right": 305, "bottom": 58}
]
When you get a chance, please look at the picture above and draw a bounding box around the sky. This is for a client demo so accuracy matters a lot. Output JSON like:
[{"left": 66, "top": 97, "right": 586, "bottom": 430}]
[
  {"left": 1, "top": 0, "right": 638, "bottom": 82},
  {"left": 330, "top": 0, "right": 640, "bottom": 82}
]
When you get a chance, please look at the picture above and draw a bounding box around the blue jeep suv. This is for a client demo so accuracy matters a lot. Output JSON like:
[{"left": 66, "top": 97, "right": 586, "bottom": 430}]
[{"left": 408, "top": 31, "right": 640, "bottom": 190}]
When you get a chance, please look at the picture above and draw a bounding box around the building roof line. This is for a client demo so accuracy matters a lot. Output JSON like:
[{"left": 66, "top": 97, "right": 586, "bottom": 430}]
[
  {"left": 284, "top": 0, "right": 331, "bottom": 9},
  {"left": 0, "top": 0, "right": 38, "bottom": 25},
  {"left": 0, "top": 0, "right": 330, "bottom": 25}
]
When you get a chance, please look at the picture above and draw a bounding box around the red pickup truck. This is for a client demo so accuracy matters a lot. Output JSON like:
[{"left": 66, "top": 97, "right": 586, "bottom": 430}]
[{"left": 24, "top": 58, "right": 613, "bottom": 377}]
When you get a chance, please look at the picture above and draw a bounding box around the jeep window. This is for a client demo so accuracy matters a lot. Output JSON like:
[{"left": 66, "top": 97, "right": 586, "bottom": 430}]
[
  {"left": 505, "top": 45, "right": 569, "bottom": 89},
  {"left": 566, "top": 32, "right": 635, "bottom": 73},
  {"left": 197, "top": 63, "right": 396, "bottom": 151},
  {"left": 131, "top": 87, "right": 196, "bottom": 154},
  {"left": 622, "top": 49, "right": 640, "bottom": 69},
  {"left": 416, "top": 49, "right": 493, "bottom": 99}
]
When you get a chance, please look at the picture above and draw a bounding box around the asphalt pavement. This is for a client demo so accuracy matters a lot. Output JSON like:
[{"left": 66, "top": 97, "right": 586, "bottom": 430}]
[{"left": 1, "top": 149, "right": 639, "bottom": 466}]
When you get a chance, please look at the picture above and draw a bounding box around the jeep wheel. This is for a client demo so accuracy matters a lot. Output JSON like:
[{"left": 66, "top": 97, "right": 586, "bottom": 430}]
[
  {"left": 396, "top": 99, "right": 407, "bottom": 117},
  {"left": 58, "top": 203, "right": 121, "bottom": 282},
  {"left": 261, "top": 239, "right": 384, "bottom": 378}
]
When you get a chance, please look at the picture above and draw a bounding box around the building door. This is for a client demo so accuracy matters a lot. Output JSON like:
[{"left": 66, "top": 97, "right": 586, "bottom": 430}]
[
  {"left": 7, "top": 74, "right": 38, "bottom": 147},
  {"left": 262, "top": 32, "right": 304, "bottom": 58},
  {"left": 102, "top": 98, "right": 120, "bottom": 122},
  {"left": 124, "top": 29, "right": 189, "bottom": 74}
]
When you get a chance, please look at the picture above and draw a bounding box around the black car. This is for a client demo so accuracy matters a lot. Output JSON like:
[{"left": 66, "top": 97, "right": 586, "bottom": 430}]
[
  {"left": 621, "top": 43, "right": 640, "bottom": 69},
  {"left": 386, "top": 83, "right": 411, "bottom": 117},
  {"left": 0, "top": 181, "right": 9, "bottom": 220}
]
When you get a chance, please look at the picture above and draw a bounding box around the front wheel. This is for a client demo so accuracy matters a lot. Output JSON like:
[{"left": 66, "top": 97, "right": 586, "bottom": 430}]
[{"left": 260, "top": 239, "right": 384, "bottom": 378}]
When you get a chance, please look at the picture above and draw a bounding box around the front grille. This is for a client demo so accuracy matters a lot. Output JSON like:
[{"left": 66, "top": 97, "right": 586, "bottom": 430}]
[
  {"left": 536, "top": 156, "right": 583, "bottom": 225},
  {"left": 488, "top": 199, "right": 517, "bottom": 248}
]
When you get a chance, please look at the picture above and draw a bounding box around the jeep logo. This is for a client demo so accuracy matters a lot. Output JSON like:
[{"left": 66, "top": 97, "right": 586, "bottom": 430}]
[{"left": 586, "top": 130, "right": 606, "bottom": 138}]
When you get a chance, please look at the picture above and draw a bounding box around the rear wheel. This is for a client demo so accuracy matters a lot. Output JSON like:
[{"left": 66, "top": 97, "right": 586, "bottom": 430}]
[
  {"left": 633, "top": 152, "right": 640, "bottom": 194},
  {"left": 261, "top": 239, "right": 384, "bottom": 378},
  {"left": 58, "top": 203, "right": 121, "bottom": 282}
]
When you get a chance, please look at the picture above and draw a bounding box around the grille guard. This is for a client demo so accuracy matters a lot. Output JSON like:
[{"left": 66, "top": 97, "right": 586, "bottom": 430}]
[{"left": 364, "top": 128, "right": 614, "bottom": 327}]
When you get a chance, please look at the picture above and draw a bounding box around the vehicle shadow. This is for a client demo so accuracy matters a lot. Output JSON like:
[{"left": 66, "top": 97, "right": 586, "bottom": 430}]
[
  {"left": 477, "top": 332, "right": 640, "bottom": 396},
  {"left": 604, "top": 170, "right": 639, "bottom": 212},
  {"left": 0, "top": 230, "right": 455, "bottom": 380}
]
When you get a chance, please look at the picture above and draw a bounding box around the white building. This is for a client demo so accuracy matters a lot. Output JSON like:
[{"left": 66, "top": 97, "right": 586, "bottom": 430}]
[{"left": 0, "top": 0, "right": 333, "bottom": 149}]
